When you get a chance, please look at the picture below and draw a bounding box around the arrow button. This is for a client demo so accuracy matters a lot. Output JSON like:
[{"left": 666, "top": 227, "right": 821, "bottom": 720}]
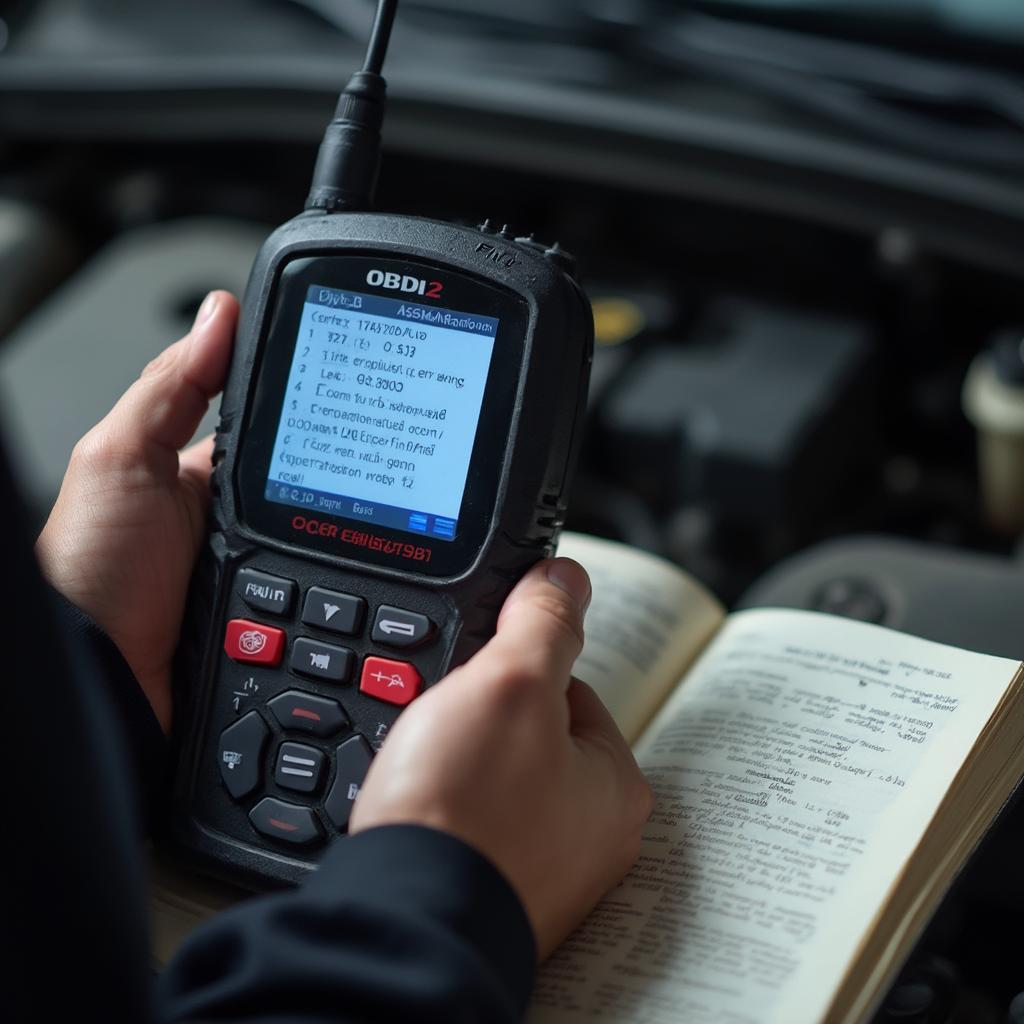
[
  {"left": 268, "top": 690, "right": 349, "bottom": 737},
  {"left": 301, "top": 587, "right": 365, "bottom": 635},
  {"left": 249, "top": 797, "right": 323, "bottom": 846},
  {"left": 218, "top": 711, "right": 268, "bottom": 800}
]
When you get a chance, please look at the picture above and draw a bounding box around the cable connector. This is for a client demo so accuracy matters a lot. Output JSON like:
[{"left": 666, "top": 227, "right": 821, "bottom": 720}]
[{"left": 305, "top": 70, "right": 387, "bottom": 213}]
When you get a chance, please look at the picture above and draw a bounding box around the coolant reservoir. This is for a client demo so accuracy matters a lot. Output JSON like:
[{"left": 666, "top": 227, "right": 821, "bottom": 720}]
[{"left": 963, "top": 329, "right": 1024, "bottom": 535}]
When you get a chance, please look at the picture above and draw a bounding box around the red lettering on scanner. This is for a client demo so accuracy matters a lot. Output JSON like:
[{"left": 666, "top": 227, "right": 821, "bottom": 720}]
[{"left": 291, "top": 515, "right": 338, "bottom": 538}]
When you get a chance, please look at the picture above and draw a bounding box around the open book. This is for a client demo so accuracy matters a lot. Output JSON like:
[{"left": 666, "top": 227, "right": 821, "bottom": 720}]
[
  {"left": 530, "top": 533, "right": 1024, "bottom": 1024},
  {"left": 151, "top": 532, "right": 1024, "bottom": 1023}
]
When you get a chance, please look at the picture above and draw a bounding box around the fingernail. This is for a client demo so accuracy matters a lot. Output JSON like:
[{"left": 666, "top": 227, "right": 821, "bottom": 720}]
[
  {"left": 193, "top": 291, "right": 219, "bottom": 329},
  {"left": 547, "top": 558, "right": 592, "bottom": 612}
]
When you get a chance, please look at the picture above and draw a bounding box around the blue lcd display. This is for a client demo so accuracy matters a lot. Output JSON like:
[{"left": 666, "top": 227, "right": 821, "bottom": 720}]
[{"left": 265, "top": 284, "right": 499, "bottom": 542}]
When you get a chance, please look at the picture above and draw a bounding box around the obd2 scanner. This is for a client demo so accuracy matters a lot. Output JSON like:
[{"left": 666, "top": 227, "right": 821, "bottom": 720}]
[{"left": 169, "top": 0, "right": 593, "bottom": 885}]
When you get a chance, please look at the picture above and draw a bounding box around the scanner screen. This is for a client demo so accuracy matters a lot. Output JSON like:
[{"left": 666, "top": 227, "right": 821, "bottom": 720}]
[{"left": 264, "top": 284, "right": 499, "bottom": 542}]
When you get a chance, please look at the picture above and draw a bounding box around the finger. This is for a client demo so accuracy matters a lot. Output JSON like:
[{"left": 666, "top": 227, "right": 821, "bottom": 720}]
[
  {"left": 567, "top": 679, "right": 653, "bottom": 821},
  {"left": 96, "top": 290, "right": 239, "bottom": 467},
  {"left": 566, "top": 678, "right": 629, "bottom": 746},
  {"left": 174, "top": 433, "right": 217, "bottom": 551},
  {"left": 178, "top": 433, "right": 215, "bottom": 490},
  {"left": 179, "top": 291, "right": 239, "bottom": 400},
  {"left": 477, "top": 558, "right": 591, "bottom": 692}
]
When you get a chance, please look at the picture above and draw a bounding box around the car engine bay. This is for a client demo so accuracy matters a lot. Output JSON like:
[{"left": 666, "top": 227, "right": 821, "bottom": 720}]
[{"left": 3, "top": 2, "right": 1024, "bottom": 1020}]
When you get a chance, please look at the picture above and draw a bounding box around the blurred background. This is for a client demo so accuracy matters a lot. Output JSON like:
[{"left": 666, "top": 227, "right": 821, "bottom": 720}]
[{"left": 2, "top": 2, "right": 1024, "bottom": 1021}]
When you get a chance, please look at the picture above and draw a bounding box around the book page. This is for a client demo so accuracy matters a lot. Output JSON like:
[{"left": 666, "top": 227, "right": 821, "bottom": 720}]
[
  {"left": 528, "top": 608, "right": 1020, "bottom": 1024},
  {"left": 557, "top": 533, "right": 725, "bottom": 744}
]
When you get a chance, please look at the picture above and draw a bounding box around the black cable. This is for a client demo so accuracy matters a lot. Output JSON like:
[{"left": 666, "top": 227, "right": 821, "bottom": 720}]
[
  {"left": 304, "top": 0, "right": 399, "bottom": 213},
  {"left": 363, "top": 0, "right": 399, "bottom": 74},
  {"left": 292, "top": 0, "right": 1024, "bottom": 175},
  {"left": 277, "top": 0, "right": 619, "bottom": 87}
]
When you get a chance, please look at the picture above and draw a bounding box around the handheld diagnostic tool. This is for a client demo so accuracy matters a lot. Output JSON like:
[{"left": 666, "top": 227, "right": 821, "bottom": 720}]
[{"left": 170, "top": 0, "right": 593, "bottom": 885}]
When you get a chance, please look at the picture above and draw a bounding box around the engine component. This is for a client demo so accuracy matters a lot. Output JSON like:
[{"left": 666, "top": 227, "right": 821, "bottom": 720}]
[{"left": 599, "top": 296, "right": 876, "bottom": 530}]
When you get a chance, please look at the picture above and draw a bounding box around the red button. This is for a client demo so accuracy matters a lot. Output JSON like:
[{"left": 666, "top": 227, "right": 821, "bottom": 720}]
[
  {"left": 224, "top": 619, "right": 285, "bottom": 666},
  {"left": 359, "top": 656, "right": 423, "bottom": 706}
]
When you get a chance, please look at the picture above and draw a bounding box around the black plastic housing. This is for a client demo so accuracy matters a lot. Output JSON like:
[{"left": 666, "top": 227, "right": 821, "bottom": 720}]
[{"left": 168, "top": 211, "right": 593, "bottom": 887}]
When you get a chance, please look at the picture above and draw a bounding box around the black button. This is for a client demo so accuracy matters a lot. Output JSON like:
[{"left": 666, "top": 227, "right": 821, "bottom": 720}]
[
  {"left": 268, "top": 690, "right": 349, "bottom": 737},
  {"left": 274, "top": 741, "right": 325, "bottom": 794},
  {"left": 371, "top": 605, "right": 436, "bottom": 649},
  {"left": 249, "top": 797, "right": 323, "bottom": 846},
  {"left": 302, "top": 587, "right": 366, "bottom": 635},
  {"left": 218, "top": 711, "right": 269, "bottom": 800},
  {"left": 290, "top": 637, "right": 354, "bottom": 683},
  {"left": 237, "top": 568, "right": 296, "bottom": 617},
  {"left": 324, "top": 735, "right": 373, "bottom": 831}
]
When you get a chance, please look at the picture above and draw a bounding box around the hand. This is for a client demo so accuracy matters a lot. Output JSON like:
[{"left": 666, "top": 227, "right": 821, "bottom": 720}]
[
  {"left": 36, "top": 291, "right": 239, "bottom": 732},
  {"left": 351, "top": 559, "right": 653, "bottom": 959}
]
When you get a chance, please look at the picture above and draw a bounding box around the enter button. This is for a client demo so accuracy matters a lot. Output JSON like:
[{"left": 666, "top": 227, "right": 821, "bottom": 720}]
[
  {"left": 370, "top": 606, "right": 435, "bottom": 649},
  {"left": 360, "top": 656, "right": 423, "bottom": 706}
]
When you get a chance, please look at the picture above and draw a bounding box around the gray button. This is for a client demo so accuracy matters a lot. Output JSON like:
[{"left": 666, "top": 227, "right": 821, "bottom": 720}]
[
  {"left": 274, "top": 741, "right": 325, "bottom": 794},
  {"left": 218, "top": 711, "right": 268, "bottom": 800},
  {"left": 268, "top": 690, "right": 349, "bottom": 736},
  {"left": 324, "top": 735, "right": 373, "bottom": 831},
  {"left": 301, "top": 587, "right": 365, "bottom": 635},
  {"left": 249, "top": 797, "right": 323, "bottom": 846},
  {"left": 237, "top": 568, "right": 296, "bottom": 617},
  {"left": 290, "top": 637, "right": 353, "bottom": 683},
  {"left": 371, "top": 605, "right": 435, "bottom": 649}
]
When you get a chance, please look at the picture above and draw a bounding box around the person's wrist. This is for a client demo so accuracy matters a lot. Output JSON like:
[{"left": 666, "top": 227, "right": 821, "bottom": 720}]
[{"left": 313, "top": 824, "right": 537, "bottom": 1003}]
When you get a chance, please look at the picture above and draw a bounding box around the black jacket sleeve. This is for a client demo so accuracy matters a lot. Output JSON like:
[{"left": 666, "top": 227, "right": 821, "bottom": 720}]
[
  {"left": 5, "top": 437, "right": 155, "bottom": 1024},
  {"left": 48, "top": 588, "right": 169, "bottom": 817},
  {"left": 159, "top": 826, "right": 537, "bottom": 1024}
]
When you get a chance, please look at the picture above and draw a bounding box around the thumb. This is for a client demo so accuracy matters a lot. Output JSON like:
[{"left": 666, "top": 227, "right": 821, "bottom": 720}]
[
  {"left": 477, "top": 558, "right": 592, "bottom": 694},
  {"left": 88, "top": 290, "right": 238, "bottom": 474}
]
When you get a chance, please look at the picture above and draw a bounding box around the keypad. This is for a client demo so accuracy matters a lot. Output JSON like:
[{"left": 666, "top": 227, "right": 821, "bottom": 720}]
[{"left": 217, "top": 568, "right": 439, "bottom": 846}]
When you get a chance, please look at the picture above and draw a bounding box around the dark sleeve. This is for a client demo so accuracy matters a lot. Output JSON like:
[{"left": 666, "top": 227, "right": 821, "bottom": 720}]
[
  {"left": 48, "top": 587, "right": 168, "bottom": 818},
  {"left": 4, "top": 436, "right": 155, "bottom": 1024},
  {"left": 158, "top": 825, "right": 537, "bottom": 1024}
]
